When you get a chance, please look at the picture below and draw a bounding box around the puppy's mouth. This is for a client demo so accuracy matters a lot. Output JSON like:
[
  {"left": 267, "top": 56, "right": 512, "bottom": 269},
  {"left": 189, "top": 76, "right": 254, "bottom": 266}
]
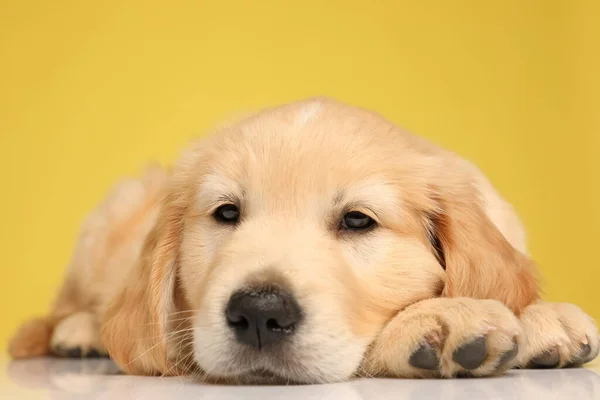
[
  {"left": 202, "top": 343, "right": 307, "bottom": 383},
  {"left": 205, "top": 366, "right": 305, "bottom": 385},
  {"left": 243, "top": 368, "right": 302, "bottom": 385}
]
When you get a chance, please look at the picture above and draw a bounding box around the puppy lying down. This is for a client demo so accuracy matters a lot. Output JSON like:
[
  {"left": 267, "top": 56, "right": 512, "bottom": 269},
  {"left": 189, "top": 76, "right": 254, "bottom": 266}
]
[{"left": 9, "top": 98, "right": 599, "bottom": 384}]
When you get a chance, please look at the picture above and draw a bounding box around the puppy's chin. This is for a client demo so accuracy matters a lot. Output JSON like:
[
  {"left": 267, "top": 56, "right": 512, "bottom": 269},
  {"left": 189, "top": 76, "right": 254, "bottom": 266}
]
[
  {"left": 193, "top": 345, "right": 360, "bottom": 385},
  {"left": 192, "top": 326, "right": 367, "bottom": 384},
  {"left": 204, "top": 369, "right": 308, "bottom": 385}
]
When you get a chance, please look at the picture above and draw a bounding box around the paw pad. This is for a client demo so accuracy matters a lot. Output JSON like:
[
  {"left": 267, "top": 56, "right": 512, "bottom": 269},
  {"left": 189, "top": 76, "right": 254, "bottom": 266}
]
[
  {"left": 409, "top": 343, "right": 439, "bottom": 370},
  {"left": 498, "top": 339, "right": 519, "bottom": 367},
  {"left": 566, "top": 340, "right": 593, "bottom": 366},
  {"left": 529, "top": 347, "right": 560, "bottom": 368},
  {"left": 452, "top": 336, "right": 488, "bottom": 370},
  {"left": 53, "top": 345, "right": 108, "bottom": 359}
]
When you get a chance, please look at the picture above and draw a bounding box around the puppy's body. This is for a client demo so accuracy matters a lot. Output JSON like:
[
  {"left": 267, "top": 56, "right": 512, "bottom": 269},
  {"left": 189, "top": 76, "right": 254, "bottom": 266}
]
[
  {"left": 9, "top": 165, "right": 168, "bottom": 359},
  {"left": 9, "top": 98, "right": 598, "bottom": 383}
]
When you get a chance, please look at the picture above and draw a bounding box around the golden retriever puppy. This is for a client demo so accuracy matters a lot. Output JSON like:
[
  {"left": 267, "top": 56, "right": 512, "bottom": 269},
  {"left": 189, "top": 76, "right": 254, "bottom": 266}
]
[{"left": 9, "top": 98, "right": 598, "bottom": 383}]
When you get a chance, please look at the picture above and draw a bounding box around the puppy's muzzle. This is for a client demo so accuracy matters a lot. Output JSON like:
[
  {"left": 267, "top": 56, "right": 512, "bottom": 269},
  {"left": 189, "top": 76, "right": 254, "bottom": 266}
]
[{"left": 225, "top": 287, "right": 303, "bottom": 349}]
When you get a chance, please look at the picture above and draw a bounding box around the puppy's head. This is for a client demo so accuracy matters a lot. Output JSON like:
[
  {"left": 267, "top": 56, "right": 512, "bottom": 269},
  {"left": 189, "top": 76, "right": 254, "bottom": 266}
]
[{"left": 101, "top": 98, "right": 537, "bottom": 383}]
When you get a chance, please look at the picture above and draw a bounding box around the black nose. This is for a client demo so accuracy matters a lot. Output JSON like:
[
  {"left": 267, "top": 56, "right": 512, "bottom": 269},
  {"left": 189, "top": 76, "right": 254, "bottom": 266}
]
[{"left": 225, "top": 288, "right": 302, "bottom": 349}]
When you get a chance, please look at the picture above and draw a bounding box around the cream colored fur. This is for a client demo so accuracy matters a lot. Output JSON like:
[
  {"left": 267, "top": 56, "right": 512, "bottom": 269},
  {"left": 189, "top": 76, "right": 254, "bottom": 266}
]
[{"left": 9, "top": 98, "right": 598, "bottom": 383}]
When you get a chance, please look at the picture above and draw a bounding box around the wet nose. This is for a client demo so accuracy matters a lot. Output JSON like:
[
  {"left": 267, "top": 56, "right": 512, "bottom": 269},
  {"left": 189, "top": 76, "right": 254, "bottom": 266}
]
[{"left": 225, "top": 288, "right": 302, "bottom": 349}]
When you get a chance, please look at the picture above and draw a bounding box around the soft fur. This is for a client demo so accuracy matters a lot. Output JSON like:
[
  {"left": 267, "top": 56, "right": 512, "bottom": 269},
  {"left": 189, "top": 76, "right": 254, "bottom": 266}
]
[{"left": 9, "top": 98, "right": 599, "bottom": 383}]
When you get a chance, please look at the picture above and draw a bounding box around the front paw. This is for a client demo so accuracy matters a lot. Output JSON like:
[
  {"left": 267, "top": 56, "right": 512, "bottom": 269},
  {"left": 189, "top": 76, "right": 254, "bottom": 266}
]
[
  {"left": 51, "top": 312, "right": 109, "bottom": 359},
  {"left": 366, "top": 298, "right": 524, "bottom": 378},
  {"left": 519, "top": 302, "right": 599, "bottom": 368}
]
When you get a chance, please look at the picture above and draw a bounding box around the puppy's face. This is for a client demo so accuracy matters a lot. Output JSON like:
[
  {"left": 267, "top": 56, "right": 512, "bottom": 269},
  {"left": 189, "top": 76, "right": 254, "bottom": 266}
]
[
  {"left": 101, "top": 98, "right": 536, "bottom": 383},
  {"left": 173, "top": 100, "right": 445, "bottom": 383}
]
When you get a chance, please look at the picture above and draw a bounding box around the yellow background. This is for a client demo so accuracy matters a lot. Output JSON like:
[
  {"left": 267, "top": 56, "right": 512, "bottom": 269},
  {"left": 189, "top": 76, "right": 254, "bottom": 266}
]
[{"left": 1, "top": 1, "right": 598, "bottom": 349}]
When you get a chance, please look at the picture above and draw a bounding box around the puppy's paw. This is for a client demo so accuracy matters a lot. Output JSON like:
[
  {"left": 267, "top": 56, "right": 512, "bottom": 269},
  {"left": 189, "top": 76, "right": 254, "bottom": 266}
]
[
  {"left": 366, "top": 298, "right": 523, "bottom": 378},
  {"left": 51, "top": 312, "right": 108, "bottom": 358},
  {"left": 519, "top": 302, "right": 599, "bottom": 368}
]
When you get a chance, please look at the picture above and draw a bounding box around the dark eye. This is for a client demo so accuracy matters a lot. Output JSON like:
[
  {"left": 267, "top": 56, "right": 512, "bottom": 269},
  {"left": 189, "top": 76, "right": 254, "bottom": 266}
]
[
  {"left": 341, "top": 211, "right": 376, "bottom": 231},
  {"left": 214, "top": 204, "right": 240, "bottom": 224}
]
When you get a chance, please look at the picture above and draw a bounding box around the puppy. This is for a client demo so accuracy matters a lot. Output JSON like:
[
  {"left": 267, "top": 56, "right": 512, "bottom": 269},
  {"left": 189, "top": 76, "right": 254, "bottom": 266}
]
[{"left": 9, "top": 97, "right": 599, "bottom": 383}]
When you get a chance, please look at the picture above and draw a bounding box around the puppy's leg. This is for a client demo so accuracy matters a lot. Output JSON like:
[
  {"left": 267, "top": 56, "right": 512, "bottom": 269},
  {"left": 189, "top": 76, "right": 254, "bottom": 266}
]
[
  {"left": 9, "top": 165, "right": 168, "bottom": 360},
  {"left": 518, "top": 301, "right": 599, "bottom": 368},
  {"left": 364, "top": 297, "right": 523, "bottom": 378},
  {"left": 8, "top": 277, "right": 79, "bottom": 359},
  {"left": 50, "top": 311, "right": 107, "bottom": 358}
]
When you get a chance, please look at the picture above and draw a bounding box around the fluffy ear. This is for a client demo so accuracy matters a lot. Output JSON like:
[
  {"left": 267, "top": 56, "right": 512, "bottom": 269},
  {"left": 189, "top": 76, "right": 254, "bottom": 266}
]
[
  {"left": 428, "top": 182, "right": 539, "bottom": 315},
  {"left": 100, "top": 189, "right": 184, "bottom": 376}
]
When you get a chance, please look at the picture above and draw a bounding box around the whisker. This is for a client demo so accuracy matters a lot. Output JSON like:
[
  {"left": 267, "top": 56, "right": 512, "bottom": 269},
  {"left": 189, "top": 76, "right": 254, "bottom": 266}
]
[
  {"left": 135, "top": 327, "right": 196, "bottom": 342},
  {"left": 125, "top": 340, "right": 165, "bottom": 368},
  {"left": 162, "top": 330, "right": 196, "bottom": 377},
  {"left": 166, "top": 310, "right": 199, "bottom": 316},
  {"left": 143, "top": 316, "right": 194, "bottom": 326}
]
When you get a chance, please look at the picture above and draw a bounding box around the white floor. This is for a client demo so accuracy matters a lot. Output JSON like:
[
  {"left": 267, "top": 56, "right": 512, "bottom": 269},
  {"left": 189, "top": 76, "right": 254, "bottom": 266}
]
[{"left": 1, "top": 356, "right": 599, "bottom": 399}]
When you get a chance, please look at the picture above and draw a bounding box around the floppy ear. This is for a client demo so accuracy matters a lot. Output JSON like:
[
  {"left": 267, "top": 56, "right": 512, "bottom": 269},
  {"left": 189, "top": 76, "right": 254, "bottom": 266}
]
[
  {"left": 428, "top": 182, "right": 539, "bottom": 315},
  {"left": 101, "top": 188, "right": 184, "bottom": 376}
]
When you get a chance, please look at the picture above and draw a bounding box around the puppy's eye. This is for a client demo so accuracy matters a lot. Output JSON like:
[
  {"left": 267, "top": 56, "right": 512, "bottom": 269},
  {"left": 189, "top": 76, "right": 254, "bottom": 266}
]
[
  {"left": 341, "top": 211, "right": 376, "bottom": 231},
  {"left": 214, "top": 204, "right": 240, "bottom": 224}
]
